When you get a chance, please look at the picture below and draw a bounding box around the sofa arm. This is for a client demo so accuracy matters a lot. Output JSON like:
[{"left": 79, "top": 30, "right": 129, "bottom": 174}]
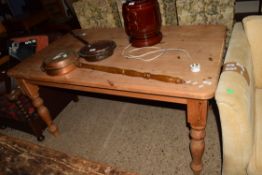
[{"left": 215, "top": 23, "right": 255, "bottom": 175}]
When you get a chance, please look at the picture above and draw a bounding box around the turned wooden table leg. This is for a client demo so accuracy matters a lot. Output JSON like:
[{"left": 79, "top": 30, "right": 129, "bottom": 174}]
[
  {"left": 17, "top": 79, "right": 59, "bottom": 136},
  {"left": 187, "top": 99, "right": 208, "bottom": 175}
]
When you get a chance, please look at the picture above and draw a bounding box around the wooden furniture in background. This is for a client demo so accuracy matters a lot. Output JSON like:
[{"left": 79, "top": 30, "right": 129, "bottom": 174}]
[
  {"left": 0, "top": 34, "right": 76, "bottom": 141},
  {"left": 2, "top": 10, "right": 50, "bottom": 34},
  {"left": 0, "top": 1, "right": 12, "bottom": 21},
  {"left": 40, "top": 0, "right": 67, "bottom": 19},
  {"left": 8, "top": 25, "right": 226, "bottom": 175},
  {"left": 37, "top": 0, "right": 79, "bottom": 33},
  {"left": 0, "top": 22, "right": 11, "bottom": 93},
  {"left": 0, "top": 54, "right": 10, "bottom": 93}
]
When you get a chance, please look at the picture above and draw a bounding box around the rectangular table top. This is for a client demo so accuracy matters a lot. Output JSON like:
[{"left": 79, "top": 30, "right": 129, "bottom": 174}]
[{"left": 8, "top": 25, "right": 226, "bottom": 100}]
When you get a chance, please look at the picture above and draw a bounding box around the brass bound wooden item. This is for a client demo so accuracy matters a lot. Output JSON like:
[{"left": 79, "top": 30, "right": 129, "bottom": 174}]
[{"left": 122, "top": 0, "right": 162, "bottom": 47}]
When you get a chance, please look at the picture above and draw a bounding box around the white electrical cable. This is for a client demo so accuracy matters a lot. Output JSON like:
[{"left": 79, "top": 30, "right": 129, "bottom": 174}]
[{"left": 121, "top": 44, "right": 193, "bottom": 62}]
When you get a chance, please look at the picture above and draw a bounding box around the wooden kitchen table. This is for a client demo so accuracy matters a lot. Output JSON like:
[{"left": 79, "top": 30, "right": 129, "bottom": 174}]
[{"left": 8, "top": 25, "right": 226, "bottom": 175}]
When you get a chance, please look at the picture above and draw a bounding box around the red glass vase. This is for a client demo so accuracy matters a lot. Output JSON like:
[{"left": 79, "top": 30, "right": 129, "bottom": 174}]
[{"left": 122, "top": 0, "right": 162, "bottom": 47}]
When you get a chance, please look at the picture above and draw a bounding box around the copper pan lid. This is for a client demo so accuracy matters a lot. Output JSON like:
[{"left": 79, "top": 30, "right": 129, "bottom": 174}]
[
  {"left": 41, "top": 52, "right": 77, "bottom": 76},
  {"left": 78, "top": 40, "right": 116, "bottom": 61}
]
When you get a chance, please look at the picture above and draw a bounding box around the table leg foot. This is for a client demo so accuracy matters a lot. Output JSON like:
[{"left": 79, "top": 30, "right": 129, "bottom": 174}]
[
  {"left": 190, "top": 127, "right": 205, "bottom": 175},
  {"left": 32, "top": 96, "right": 59, "bottom": 136},
  {"left": 18, "top": 79, "right": 59, "bottom": 136},
  {"left": 48, "top": 123, "right": 59, "bottom": 136}
]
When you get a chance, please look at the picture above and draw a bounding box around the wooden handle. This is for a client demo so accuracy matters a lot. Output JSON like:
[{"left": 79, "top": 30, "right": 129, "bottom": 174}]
[{"left": 77, "top": 62, "right": 185, "bottom": 84}]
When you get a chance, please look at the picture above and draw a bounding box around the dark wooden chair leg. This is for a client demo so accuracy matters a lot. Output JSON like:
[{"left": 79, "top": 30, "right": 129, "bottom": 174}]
[
  {"left": 4, "top": 76, "right": 12, "bottom": 94},
  {"left": 27, "top": 114, "right": 45, "bottom": 142},
  {"left": 0, "top": 122, "right": 7, "bottom": 129},
  {"left": 11, "top": 90, "right": 45, "bottom": 141},
  {"left": 73, "top": 95, "right": 79, "bottom": 102}
]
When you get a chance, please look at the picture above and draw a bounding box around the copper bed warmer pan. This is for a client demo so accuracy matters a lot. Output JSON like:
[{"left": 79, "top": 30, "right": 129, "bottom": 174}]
[
  {"left": 41, "top": 31, "right": 116, "bottom": 76},
  {"left": 41, "top": 40, "right": 117, "bottom": 76},
  {"left": 41, "top": 51, "right": 184, "bottom": 85},
  {"left": 41, "top": 52, "right": 184, "bottom": 84}
]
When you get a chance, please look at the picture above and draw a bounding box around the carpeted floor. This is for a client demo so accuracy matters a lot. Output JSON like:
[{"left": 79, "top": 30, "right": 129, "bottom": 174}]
[{"left": 0, "top": 94, "right": 222, "bottom": 175}]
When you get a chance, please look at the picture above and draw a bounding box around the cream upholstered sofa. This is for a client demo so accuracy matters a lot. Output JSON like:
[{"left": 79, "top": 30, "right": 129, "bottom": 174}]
[{"left": 215, "top": 16, "right": 262, "bottom": 175}]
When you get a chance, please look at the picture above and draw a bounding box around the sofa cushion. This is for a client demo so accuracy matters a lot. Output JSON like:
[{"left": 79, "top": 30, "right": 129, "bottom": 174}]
[
  {"left": 243, "top": 16, "right": 262, "bottom": 88},
  {"left": 248, "top": 89, "right": 262, "bottom": 174}
]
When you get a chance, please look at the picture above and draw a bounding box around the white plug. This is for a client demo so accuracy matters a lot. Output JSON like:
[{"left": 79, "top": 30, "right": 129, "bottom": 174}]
[{"left": 190, "top": 63, "right": 201, "bottom": 73}]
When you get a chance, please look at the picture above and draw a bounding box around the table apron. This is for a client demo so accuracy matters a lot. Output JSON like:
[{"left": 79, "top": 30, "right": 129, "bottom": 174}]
[{"left": 26, "top": 79, "right": 189, "bottom": 104}]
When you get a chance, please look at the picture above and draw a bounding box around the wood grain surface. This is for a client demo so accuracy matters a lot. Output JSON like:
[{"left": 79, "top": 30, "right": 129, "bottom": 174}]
[
  {"left": 0, "top": 133, "right": 138, "bottom": 175},
  {"left": 8, "top": 25, "right": 226, "bottom": 100}
]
